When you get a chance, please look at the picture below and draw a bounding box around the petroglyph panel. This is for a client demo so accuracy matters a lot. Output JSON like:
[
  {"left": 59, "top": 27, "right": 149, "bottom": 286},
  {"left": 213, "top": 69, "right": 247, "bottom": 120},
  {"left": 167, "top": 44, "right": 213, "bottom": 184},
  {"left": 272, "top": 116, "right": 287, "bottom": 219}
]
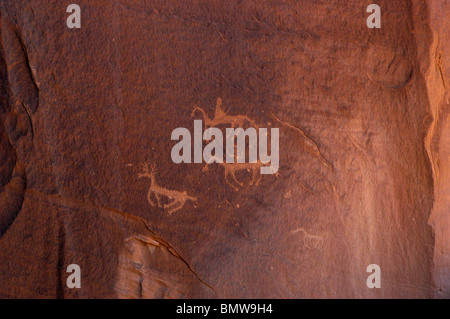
[{"left": 0, "top": 0, "right": 446, "bottom": 299}]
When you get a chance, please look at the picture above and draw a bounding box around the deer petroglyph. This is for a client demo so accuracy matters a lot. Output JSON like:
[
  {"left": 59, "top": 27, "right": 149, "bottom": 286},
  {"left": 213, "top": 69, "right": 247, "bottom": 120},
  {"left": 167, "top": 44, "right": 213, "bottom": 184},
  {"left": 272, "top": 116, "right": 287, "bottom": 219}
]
[{"left": 138, "top": 163, "right": 197, "bottom": 214}]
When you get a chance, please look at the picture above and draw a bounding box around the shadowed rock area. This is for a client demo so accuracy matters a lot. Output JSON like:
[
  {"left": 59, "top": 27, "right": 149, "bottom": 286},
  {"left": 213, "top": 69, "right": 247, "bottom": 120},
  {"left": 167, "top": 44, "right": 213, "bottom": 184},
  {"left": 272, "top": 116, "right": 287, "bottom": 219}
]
[{"left": 0, "top": 0, "right": 448, "bottom": 298}]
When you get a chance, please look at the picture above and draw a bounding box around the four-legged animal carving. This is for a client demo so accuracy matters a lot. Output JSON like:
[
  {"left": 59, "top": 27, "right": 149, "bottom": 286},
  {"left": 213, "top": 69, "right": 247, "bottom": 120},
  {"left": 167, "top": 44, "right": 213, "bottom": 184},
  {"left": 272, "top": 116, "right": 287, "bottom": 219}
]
[
  {"left": 138, "top": 163, "right": 197, "bottom": 214},
  {"left": 202, "top": 155, "right": 269, "bottom": 191},
  {"left": 291, "top": 228, "right": 329, "bottom": 249}
]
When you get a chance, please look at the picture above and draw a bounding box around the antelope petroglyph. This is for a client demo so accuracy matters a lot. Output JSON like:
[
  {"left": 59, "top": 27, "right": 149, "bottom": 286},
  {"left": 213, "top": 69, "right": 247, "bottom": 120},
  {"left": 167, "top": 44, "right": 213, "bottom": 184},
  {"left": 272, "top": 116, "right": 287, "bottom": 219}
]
[
  {"left": 291, "top": 228, "right": 329, "bottom": 249},
  {"left": 138, "top": 163, "right": 197, "bottom": 214}
]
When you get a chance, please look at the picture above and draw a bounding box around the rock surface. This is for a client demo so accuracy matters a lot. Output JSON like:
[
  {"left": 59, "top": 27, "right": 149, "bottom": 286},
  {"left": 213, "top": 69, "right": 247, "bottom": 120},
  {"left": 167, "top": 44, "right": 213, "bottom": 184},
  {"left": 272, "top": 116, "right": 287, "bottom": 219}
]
[
  {"left": 424, "top": 0, "right": 450, "bottom": 299},
  {"left": 0, "top": 0, "right": 448, "bottom": 298}
]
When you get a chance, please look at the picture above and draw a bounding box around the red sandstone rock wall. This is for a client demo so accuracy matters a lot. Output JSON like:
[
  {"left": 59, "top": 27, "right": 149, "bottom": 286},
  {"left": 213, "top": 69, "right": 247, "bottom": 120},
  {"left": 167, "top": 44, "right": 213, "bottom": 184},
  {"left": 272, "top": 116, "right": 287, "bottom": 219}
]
[
  {"left": 423, "top": 0, "right": 450, "bottom": 299},
  {"left": 0, "top": 0, "right": 448, "bottom": 298}
]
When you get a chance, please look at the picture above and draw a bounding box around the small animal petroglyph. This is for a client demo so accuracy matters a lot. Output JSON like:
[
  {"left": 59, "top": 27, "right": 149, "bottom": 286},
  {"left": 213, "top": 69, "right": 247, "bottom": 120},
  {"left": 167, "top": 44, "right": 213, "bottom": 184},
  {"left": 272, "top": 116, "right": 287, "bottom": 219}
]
[
  {"left": 138, "top": 163, "right": 197, "bottom": 214},
  {"left": 291, "top": 228, "right": 329, "bottom": 249},
  {"left": 191, "top": 97, "right": 258, "bottom": 131}
]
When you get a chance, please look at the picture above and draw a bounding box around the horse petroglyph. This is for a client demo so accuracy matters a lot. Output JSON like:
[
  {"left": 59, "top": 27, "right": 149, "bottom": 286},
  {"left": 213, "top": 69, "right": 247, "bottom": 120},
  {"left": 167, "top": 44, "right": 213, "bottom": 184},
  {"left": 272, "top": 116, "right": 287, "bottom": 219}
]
[
  {"left": 138, "top": 163, "right": 197, "bottom": 214},
  {"left": 202, "top": 154, "right": 270, "bottom": 191},
  {"left": 172, "top": 98, "right": 279, "bottom": 175},
  {"left": 191, "top": 97, "right": 258, "bottom": 131},
  {"left": 291, "top": 228, "right": 329, "bottom": 249}
]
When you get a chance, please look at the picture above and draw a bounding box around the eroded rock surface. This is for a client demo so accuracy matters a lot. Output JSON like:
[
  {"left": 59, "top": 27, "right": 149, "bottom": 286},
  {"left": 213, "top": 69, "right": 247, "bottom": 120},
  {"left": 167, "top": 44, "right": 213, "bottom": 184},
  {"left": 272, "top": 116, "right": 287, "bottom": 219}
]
[
  {"left": 423, "top": 0, "right": 450, "bottom": 299},
  {"left": 0, "top": 0, "right": 447, "bottom": 298}
]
